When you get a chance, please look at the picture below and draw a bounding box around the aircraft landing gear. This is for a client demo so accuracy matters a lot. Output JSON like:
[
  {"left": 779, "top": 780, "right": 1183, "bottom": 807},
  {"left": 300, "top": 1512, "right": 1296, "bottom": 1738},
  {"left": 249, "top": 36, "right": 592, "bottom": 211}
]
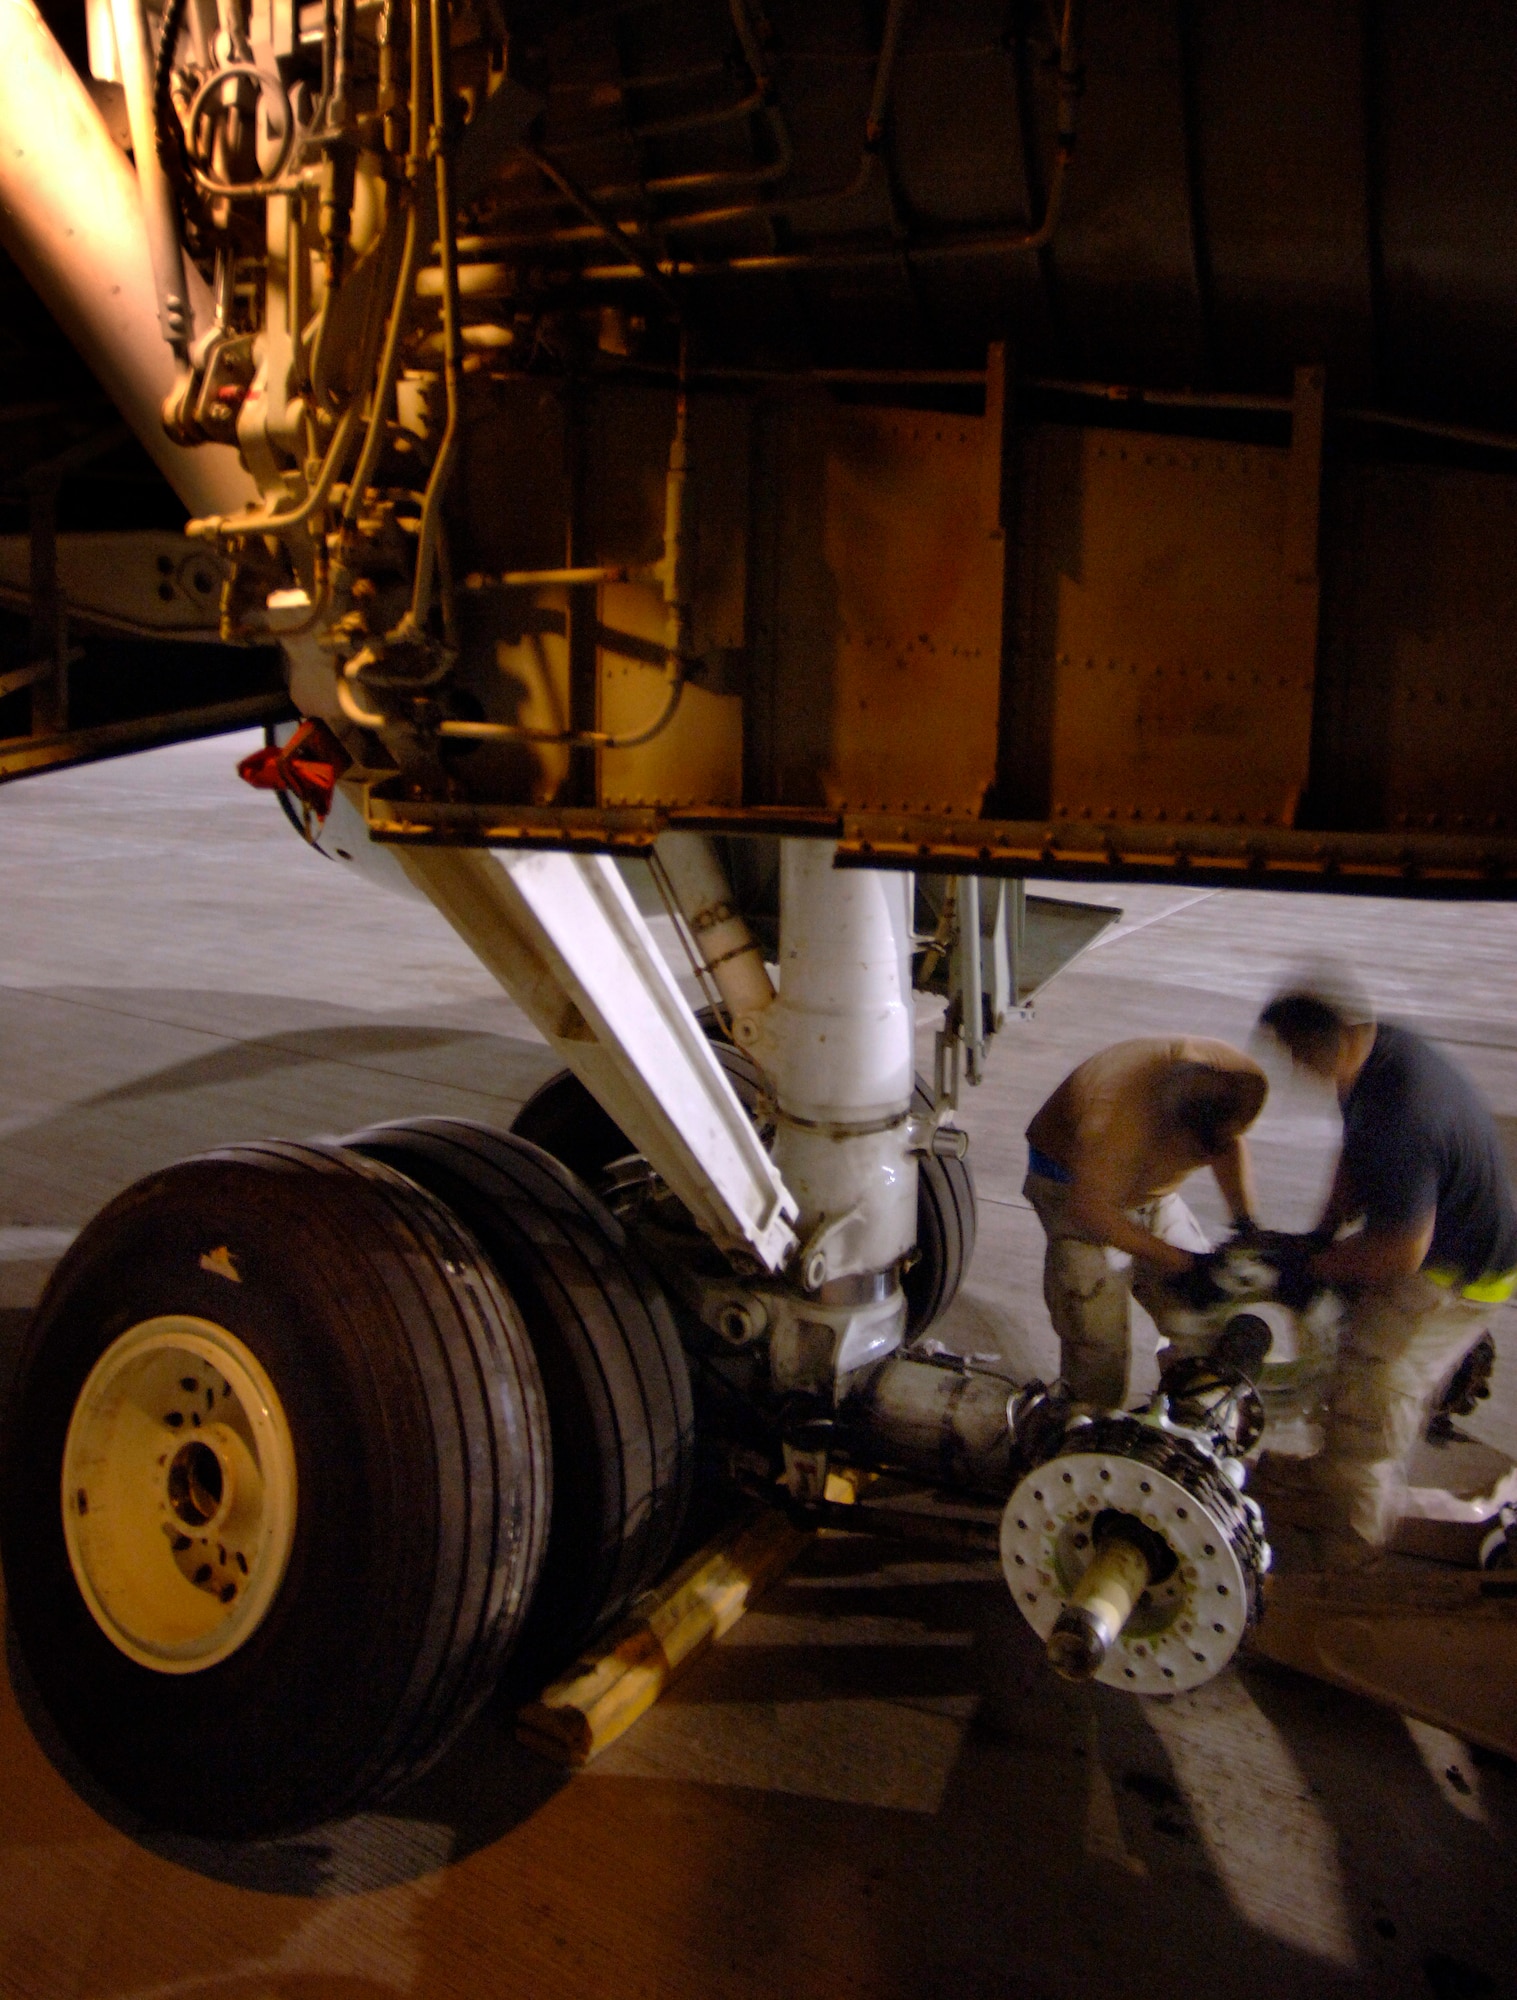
[{"left": 0, "top": 1136, "right": 683, "bottom": 1836}]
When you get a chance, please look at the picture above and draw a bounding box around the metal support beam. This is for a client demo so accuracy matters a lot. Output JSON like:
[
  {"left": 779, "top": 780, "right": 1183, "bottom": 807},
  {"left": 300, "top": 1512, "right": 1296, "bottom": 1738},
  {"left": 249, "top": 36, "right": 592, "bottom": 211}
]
[
  {"left": 952, "top": 874, "right": 985, "bottom": 1084},
  {"left": 13, "top": 427, "right": 142, "bottom": 737},
  {"left": 0, "top": 0, "right": 252, "bottom": 517},
  {"left": 395, "top": 842, "right": 799, "bottom": 1270},
  {"left": 0, "top": 691, "right": 293, "bottom": 780},
  {"left": 768, "top": 841, "right": 916, "bottom": 1288}
]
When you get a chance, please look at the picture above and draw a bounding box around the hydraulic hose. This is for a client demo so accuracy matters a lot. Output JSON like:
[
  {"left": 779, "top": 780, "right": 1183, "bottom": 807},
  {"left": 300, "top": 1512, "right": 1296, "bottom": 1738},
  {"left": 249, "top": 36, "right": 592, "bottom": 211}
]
[
  {"left": 186, "top": 195, "right": 405, "bottom": 540},
  {"left": 396, "top": 0, "right": 462, "bottom": 638},
  {"left": 434, "top": 668, "right": 686, "bottom": 751}
]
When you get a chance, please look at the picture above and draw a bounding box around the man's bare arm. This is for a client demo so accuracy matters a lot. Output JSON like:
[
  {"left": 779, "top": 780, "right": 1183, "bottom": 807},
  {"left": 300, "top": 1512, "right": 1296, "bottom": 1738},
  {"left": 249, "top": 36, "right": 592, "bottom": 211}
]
[
  {"left": 1314, "top": 1156, "right": 1358, "bottom": 1241},
  {"left": 1065, "top": 1184, "right": 1195, "bottom": 1276},
  {"left": 1310, "top": 1212, "right": 1435, "bottom": 1286},
  {"left": 1211, "top": 1136, "right": 1257, "bottom": 1230}
]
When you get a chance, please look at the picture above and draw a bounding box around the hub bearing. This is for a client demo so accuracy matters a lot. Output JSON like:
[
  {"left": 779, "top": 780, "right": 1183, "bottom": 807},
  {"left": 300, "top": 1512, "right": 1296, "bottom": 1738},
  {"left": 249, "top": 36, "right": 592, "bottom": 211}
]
[{"left": 1001, "top": 1413, "right": 1269, "bottom": 1694}]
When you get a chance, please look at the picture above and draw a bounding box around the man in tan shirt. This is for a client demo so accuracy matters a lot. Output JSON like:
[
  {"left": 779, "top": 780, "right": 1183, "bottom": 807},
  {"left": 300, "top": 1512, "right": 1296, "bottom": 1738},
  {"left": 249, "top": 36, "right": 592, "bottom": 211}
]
[{"left": 1025, "top": 1038, "right": 1268, "bottom": 1407}]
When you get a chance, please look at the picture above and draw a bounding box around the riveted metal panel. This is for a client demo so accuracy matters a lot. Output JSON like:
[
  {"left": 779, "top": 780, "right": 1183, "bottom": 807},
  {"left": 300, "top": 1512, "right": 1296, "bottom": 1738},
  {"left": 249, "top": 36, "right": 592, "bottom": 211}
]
[
  {"left": 762, "top": 399, "right": 1003, "bottom": 816},
  {"left": 1027, "top": 425, "right": 1317, "bottom": 830},
  {"left": 600, "top": 577, "right": 744, "bottom": 810},
  {"left": 1313, "top": 462, "right": 1517, "bottom": 837}
]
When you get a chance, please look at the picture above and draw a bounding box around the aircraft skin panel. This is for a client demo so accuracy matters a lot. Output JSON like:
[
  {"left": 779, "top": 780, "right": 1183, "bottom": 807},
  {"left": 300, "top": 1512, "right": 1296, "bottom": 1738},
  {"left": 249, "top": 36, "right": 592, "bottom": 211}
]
[{"left": 0, "top": 0, "right": 1513, "bottom": 892}]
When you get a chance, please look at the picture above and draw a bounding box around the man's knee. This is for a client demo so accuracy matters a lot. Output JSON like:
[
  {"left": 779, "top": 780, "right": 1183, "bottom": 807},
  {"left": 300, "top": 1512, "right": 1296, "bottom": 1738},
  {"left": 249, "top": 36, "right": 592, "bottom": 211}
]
[
  {"left": 1318, "top": 1296, "right": 1494, "bottom": 1549},
  {"left": 1048, "top": 1236, "right": 1120, "bottom": 1306},
  {"left": 1042, "top": 1238, "right": 1131, "bottom": 1406}
]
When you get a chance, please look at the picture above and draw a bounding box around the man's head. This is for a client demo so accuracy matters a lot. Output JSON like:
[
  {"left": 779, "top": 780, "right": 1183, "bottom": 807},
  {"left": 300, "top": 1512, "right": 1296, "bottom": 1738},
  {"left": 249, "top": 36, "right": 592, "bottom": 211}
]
[
  {"left": 1163, "top": 1062, "right": 1267, "bottom": 1157},
  {"left": 1257, "top": 975, "right": 1377, "bottom": 1087}
]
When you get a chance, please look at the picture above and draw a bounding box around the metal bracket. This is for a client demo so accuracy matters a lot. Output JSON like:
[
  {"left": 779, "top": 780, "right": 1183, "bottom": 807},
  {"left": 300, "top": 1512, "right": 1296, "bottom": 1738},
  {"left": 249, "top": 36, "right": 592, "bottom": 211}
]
[
  {"left": 933, "top": 1018, "right": 962, "bottom": 1115},
  {"left": 796, "top": 1205, "right": 866, "bottom": 1292}
]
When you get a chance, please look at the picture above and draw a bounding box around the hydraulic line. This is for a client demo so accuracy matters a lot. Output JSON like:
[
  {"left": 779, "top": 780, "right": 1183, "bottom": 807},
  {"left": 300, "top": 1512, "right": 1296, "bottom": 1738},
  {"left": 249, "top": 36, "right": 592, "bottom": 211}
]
[
  {"left": 661, "top": 336, "right": 693, "bottom": 656},
  {"left": 451, "top": 123, "right": 794, "bottom": 225},
  {"left": 151, "top": 0, "right": 207, "bottom": 257},
  {"left": 424, "top": 325, "right": 696, "bottom": 744},
  {"left": 326, "top": 0, "right": 430, "bottom": 546},
  {"left": 397, "top": 0, "right": 462, "bottom": 639},
  {"left": 377, "top": 0, "right": 403, "bottom": 156},
  {"left": 514, "top": 143, "right": 683, "bottom": 313},
  {"left": 551, "top": 0, "right": 1083, "bottom": 273},
  {"left": 185, "top": 197, "right": 405, "bottom": 539},
  {"left": 545, "top": 83, "right": 769, "bottom": 156},
  {"left": 320, "top": 0, "right": 336, "bottom": 124},
  {"left": 338, "top": 659, "right": 389, "bottom": 728},
  {"left": 335, "top": 199, "right": 423, "bottom": 531},
  {"left": 626, "top": 0, "right": 792, "bottom": 204},
  {"left": 331, "top": 0, "right": 354, "bottom": 131},
  {"left": 1006, "top": 0, "right": 1084, "bottom": 253},
  {"left": 182, "top": 63, "right": 299, "bottom": 199},
  {"left": 541, "top": 0, "right": 899, "bottom": 242},
  {"left": 462, "top": 563, "right": 655, "bottom": 588},
  {"left": 317, "top": 0, "right": 357, "bottom": 280},
  {"left": 638, "top": 112, "right": 793, "bottom": 200},
  {"left": 484, "top": 3, "right": 877, "bottom": 244},
  {"left": 189, "top": 376, "right": 358, "bottom": 542},
  {"left": 434, "top": 671, "right": 684, "bottom": 750}
]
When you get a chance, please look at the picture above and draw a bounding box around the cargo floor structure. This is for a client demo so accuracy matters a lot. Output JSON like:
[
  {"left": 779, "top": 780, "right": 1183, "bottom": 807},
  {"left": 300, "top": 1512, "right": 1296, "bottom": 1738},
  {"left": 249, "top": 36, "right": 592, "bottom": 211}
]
[{"left": 1, "top": 737, "right": 1514, "bottom": 2000}]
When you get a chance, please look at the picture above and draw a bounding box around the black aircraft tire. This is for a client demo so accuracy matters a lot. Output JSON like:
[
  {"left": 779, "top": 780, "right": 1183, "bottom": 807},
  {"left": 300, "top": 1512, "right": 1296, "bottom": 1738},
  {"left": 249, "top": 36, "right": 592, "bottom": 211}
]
[
  {"left": 0, "top": 1141, "right": 550, "bottom": 1839},
  {"left": 904, "top": 1079, "right": 978, "bottom": 1338},
  {"left": 509, "top": 1041, "right": 768, "bottom": 1183},
  {"left": 511, "top": 1060, "right": 977, "bottom": 1338},
  {"left": 344, "top": 1119, "right": 694, "bottom": 1689}
]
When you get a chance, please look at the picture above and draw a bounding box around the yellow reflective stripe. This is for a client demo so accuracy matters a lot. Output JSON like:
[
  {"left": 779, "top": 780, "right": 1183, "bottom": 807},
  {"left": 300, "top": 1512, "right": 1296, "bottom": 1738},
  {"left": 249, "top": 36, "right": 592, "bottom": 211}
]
[
  {"left": 1461, "top": 1270, "right": 1517, "bottom": 1303},
  {"left": 1424, "top": 1264, "right": 1517, "bottom": 1303}
]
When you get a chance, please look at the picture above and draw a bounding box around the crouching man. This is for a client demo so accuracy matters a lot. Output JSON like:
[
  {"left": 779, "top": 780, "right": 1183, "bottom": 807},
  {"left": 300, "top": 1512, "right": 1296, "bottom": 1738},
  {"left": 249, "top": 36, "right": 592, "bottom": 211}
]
[
  {"left": 1025, "top": 1038, "right": 1268, "bottom": 1409},
  {"left": 1258, "top": 982, "right": 1517, "bottom": 1562}
]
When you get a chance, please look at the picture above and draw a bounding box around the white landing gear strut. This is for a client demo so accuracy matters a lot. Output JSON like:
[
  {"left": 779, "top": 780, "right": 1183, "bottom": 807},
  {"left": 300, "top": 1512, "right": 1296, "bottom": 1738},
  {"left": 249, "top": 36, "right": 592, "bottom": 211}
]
[
  {"left": 762, "top": 841, "right": 919, "bottom": 1394},
  {"left": 400, "top": 837, "right": 922, "bottom": 1403}
]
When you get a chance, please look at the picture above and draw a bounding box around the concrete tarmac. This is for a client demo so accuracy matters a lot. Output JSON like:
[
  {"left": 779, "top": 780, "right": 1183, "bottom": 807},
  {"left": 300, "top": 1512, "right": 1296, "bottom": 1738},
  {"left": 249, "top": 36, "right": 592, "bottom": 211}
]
[{"left": 1, "top": 736, "right": 1514, "bottom": 2000}]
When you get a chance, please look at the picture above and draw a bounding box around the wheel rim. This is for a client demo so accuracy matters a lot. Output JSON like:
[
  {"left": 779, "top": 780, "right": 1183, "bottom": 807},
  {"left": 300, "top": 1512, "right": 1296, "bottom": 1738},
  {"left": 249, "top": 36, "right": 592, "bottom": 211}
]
[{"left": 61, "top": 1316, "right": 298, "bottom": 1673}]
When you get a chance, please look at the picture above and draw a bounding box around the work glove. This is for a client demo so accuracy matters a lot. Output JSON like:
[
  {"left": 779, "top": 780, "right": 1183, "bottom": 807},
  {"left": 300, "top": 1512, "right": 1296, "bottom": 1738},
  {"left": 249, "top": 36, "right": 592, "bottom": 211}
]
[
  {"left": 1166, "top": 1231, "right": 1322, "bottom": 1313},
  {"left": 1261, "top": 1235, "right": 1318, "bottom": 1311},
  {"left": 1163, "top": 1248, "right": 1233, "bottom": 1311},
  {"left": 1220, "top": 1229, "right": 1320, "bottom": 1310}
]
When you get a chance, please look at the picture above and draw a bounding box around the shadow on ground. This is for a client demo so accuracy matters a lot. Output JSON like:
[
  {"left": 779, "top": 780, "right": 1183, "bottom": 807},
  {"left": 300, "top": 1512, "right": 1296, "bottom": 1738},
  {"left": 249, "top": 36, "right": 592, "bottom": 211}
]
[
  {"left": 5, "top": 1611, "right": 572, "bottom": 1896},
  {"left": 0, "top": 994, "right": 560, "bottom": 1230},
  {"left": 1, "top": 1001, "right": 1515, "bottom": 1993}
]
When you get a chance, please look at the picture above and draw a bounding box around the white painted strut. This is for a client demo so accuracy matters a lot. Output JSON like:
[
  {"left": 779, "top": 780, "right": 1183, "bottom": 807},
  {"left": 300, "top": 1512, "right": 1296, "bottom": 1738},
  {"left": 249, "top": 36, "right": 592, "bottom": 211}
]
[
  {"left": 0, "top": 0, "right": 252, "bottom": 515},
  {"left": 767, "top": 841, "right": 918, "bottom": 1292},
  {"left": 396, "top": 844, "right": 799, "bottom": 1271}
]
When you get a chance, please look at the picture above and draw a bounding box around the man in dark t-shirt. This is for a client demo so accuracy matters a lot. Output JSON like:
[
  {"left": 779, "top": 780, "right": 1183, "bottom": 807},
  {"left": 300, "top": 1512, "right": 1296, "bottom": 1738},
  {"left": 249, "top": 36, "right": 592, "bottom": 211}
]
[{"left": 1258, "top": 980, "right": 1517, "bottom": 1557}]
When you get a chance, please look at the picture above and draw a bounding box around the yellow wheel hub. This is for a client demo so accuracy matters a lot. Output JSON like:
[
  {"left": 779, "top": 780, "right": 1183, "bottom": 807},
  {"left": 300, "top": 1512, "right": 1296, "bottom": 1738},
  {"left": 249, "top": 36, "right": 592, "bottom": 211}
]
[{"left": 61, "top": 1317, "right": 297, "bottom": 1672}]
